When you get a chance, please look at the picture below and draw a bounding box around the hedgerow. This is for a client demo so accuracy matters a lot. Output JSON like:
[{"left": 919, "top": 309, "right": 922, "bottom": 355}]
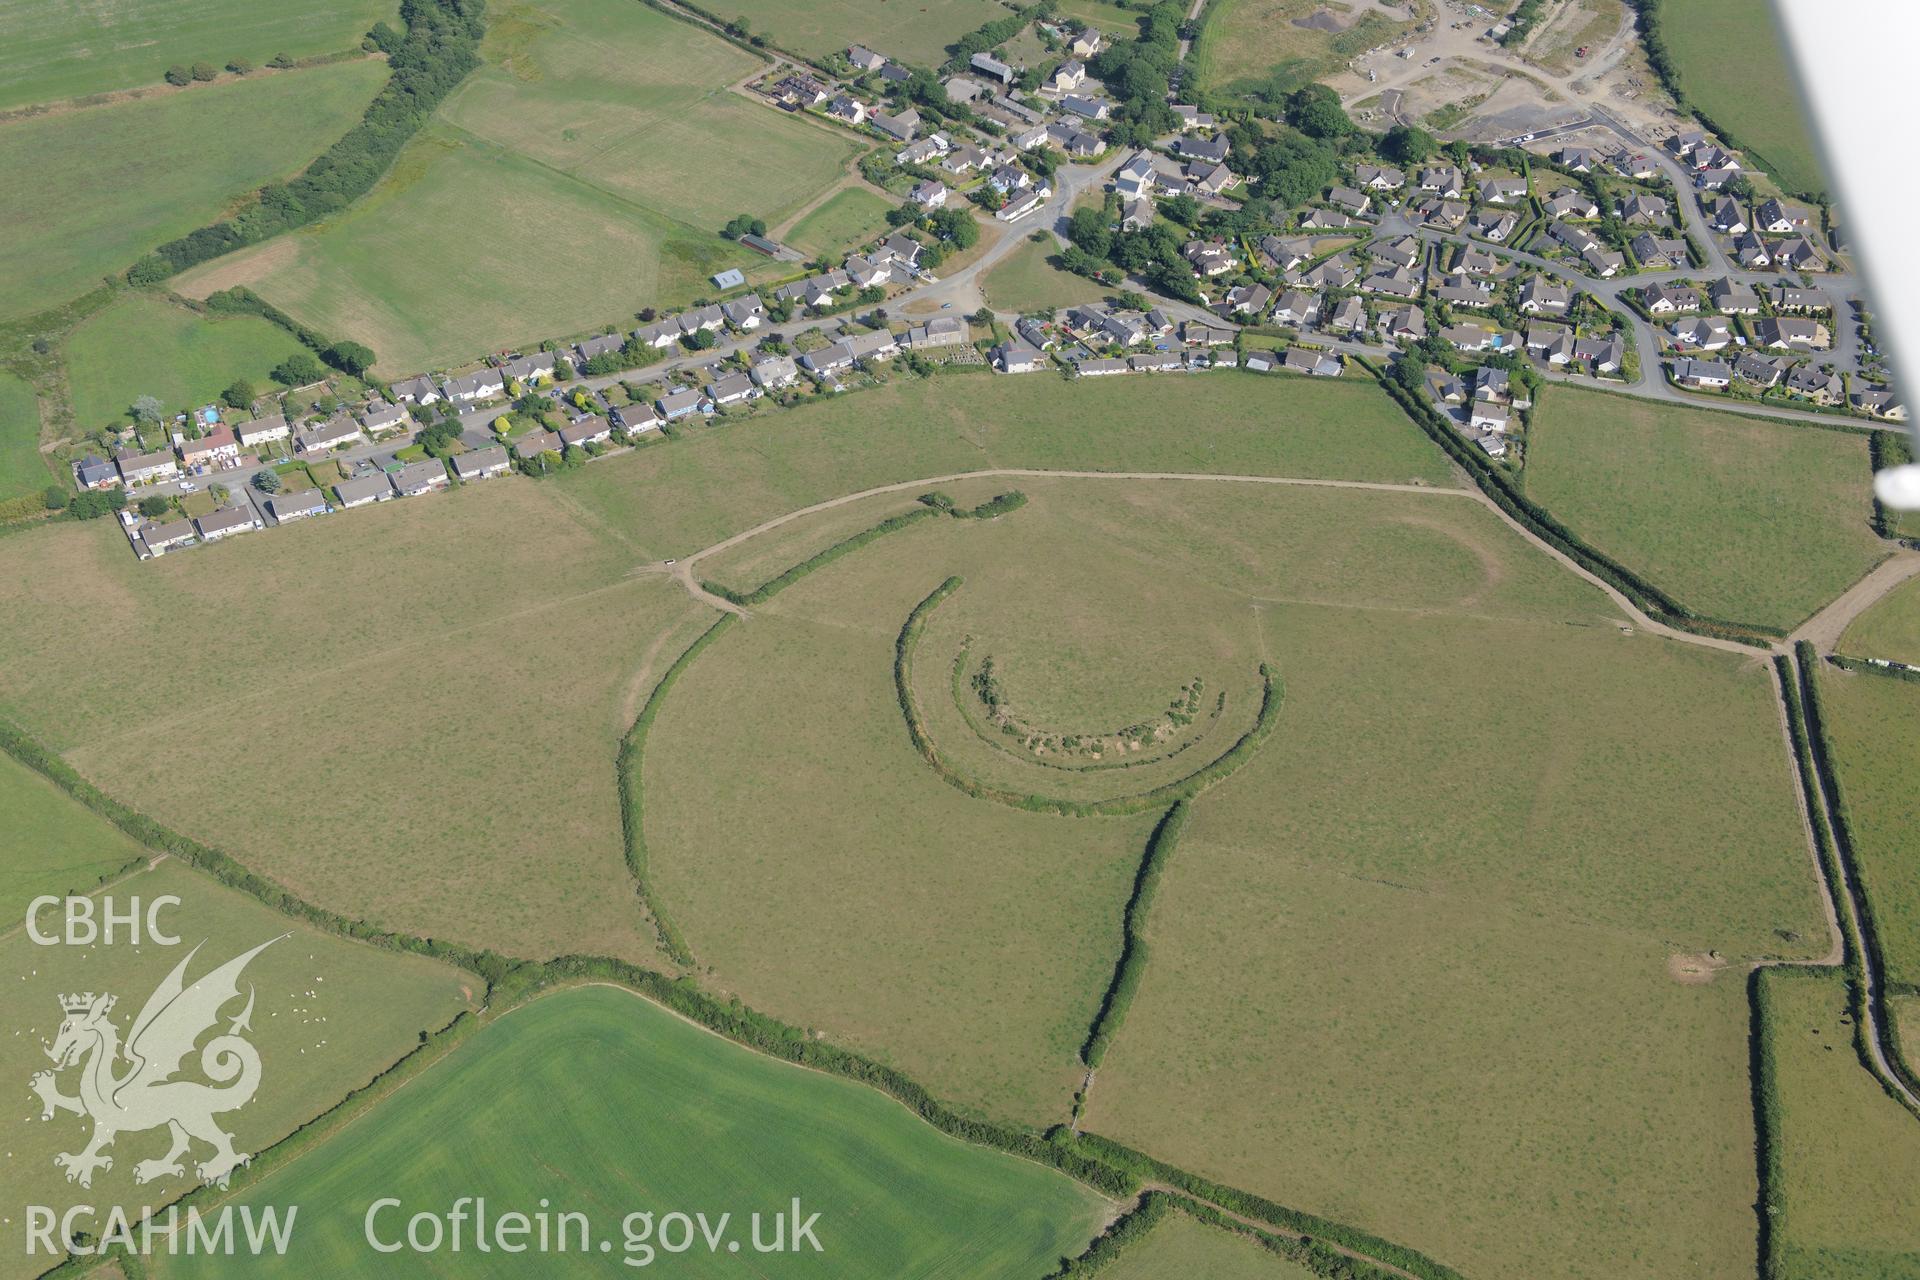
[
  {"left": 1082, "top": 801, "right": 1189, "bottom": 1067},
  {"left": 0, "top": 706, "right": 1453, "bottom": 1280},
  {"left": 1063, "top": 1131, "right": 1471, "bottom": 1280},
  {"left": 894, "top": 578, "right": 1283, "bottom": 816},
  {"left": 617, "top": 615, "right": 737, "bottom": 966},
  {"left": 1796, "top": 644, "right": 1920, "bottom": 1100},
  {"left": 142, "top": 0, "right": 486, "bottom": 279},
  {"left": 1364, "top": 357, "right": 1784, "bottom": 645},
  {"left": 700, "top": 507, "right": 942, "bottom": 605}
]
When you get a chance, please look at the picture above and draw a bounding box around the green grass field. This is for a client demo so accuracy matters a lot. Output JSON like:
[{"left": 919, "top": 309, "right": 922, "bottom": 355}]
[
  {"left": 0, "top": 59, "right": 387, "bottom": 322},
  {"left": 981, "top": 234, "right": 1111, "bottom": 313},
  {"left": 1817, "top": 668, "right": 1920, "bottom": 991},
  {"left": 442, "top": 0, "right": 860, "bottom": 232},
  {"left": 1193, "top": 0, "right": 1416, "bottom": 101},
  {"left": 0, "top": 371, "right": 48, "bottom": 501},
  {"left": 1082, "top": 604, "right": 1815, "bottom": 1280},
  {"left": 698, "top": 0, "right": 1010, "bottom": 68},
  {"left": 154, "top": 985, "right": 1112, "bottom": 1279},
  {"left": 176, "top": 123, "right": 758, "bottom": 376},
  {"left": 1839, "top": 573, "right": 1920, "bottom": 666},
  {"left": 643, "top": 471, "right": 1821, "bottom": 1279},
  {"left": 64, "top": 294, "right": 307, "bottom": 429},
  {"left": 1105, "top": 1211, "right": 1322, "bottom": 1280},
  {"left": 560, "top": 372, "right": 1457, "bottom": 561},
  {"left": 0, "top": 747, "right": 147, "bottom": 926},
  {"left": 172, "top": 0, "right": 853, "bottom": 375},
  {"left": 0, "top": 0, "right": 394, "bottom": 109},
  {"left": 1658, "top": 0, "right": 1827, "bottom": 198},
  {"left": 1524, "top": 386, "right": 1885, "bottom": 630},
  {"left": 1761, "top": 967, "right": 1920, "bottom": 1279},
  {"left": 0, "top": 858, "right": 470, "bottom": 1278},
  {"left": 784, "top": 187, "right": 897, "bottom": 260},
  {"left": 0, "top": 480, "right": 698, "bottom": 966}
]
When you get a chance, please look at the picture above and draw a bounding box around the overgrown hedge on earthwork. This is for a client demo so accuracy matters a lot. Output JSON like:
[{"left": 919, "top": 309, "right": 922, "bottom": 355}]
[
  {"left": 893, "top": 578, "right": 1283, "bottom": 817},
  {"left": 1081, "top": 801, "right": 1189, "bottom": 1067},
  {"left": 616, "top": 615, "right": 737, "bottom": 966}
]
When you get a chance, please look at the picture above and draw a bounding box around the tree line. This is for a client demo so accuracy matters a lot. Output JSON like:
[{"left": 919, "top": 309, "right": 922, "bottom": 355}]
[{"left": 132, "top": 0, "right": 487, "bottom": 282}]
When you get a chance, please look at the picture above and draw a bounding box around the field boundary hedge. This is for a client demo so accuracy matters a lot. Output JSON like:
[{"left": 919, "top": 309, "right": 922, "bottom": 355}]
[
  {"left": 1750, "top": 966, "right": 1787, "bottom": 1280},
  {"left": 0, "top": 700, "right": 1459, "bottom": 1280},
  {"left": 1064, "top": 1130, "right": 1470, "bottom": 1280},
  {"left": 140, "top": 0, "right": 486, "bottom": 280},
  {"left": 701, "top": 506, "right": 942, "bottom": 605},
  {"left": 616, "top": 614, "right": 736, "bottom": 967},
  {"left": 1795, "top": 643, "right": 1920, "bottom": 1099},
  {"left": 193, "top": 285, "right": 370, "bottom": 371},
  {"left": 1828, "top": 653, "right": 1920, "bottom": 685},
  {"left": 1622, "top": 0, "right": 1825, "bottom": 203},
  {"left": 895, "top": 578, "right": 1283, "bottom": 816},
  {"left": 700, "top": 490, "right": 1031, "bottom": 606},
  {"left": 1362, "top": 358, "right": 1785, "bottom": 645},
  {"left": 1081, "top": 801, "right": 1188, "bottom": 1067}
]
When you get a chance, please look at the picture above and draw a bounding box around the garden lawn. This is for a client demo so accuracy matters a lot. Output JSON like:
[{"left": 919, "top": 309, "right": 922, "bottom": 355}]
[
  {"left": 441, "top": 0, "right": 861, "bottom": 232},
  {"left": 0, "top": 0, "right": 395, "bottom": 108},
  {"left": 1524, "top": 385, "right": 1884, "bottom": 630},
  {"left": 981, "top": 235, "right": 1111, "bottom": 313},
  {"left": 0, "top": 60, "right": 387, "bottom": 321},
  {"left": 0, "top": 858, "right": 470, "bottom": 1280},
  {"left": 1817, "top": 668, "right": 1920, "bottom": 990},
  {"left": 784, "top": 187, "right": 897, "bottom": 260},
  {"left": 153, "top": 986, "right": 1113, "bottom": 1279},
  {"left": 1657, "top": 0, "right": 1827, "bottom": 198},
  {"left": 1761, "top": 967, "right": 1920, "bottom": 1279},
  {"left": 0, "top": 372, "right": 47, "bottom": 502},
  {"left": 697, "top": 0, "right": 1010, "bottom": 68},
  {"left": 1838, "top": 572, "right": 1920, "bottom": 666},
  {"left": 64, "top": 294, "right": 307, "bottom": 429}
]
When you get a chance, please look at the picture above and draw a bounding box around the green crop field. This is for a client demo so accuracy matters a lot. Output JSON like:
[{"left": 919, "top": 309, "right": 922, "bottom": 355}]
[
  {"left": 1761, "top": 967, "right": 1920, "bottom": 1279},
  {"left": 0, "top": 0, "right": 395, "bottom": 109},
  {"left": 1524, "top": 386, "right": 1885, "bottom": 630},
  {"left": 0, "top": 371, "right": 48, "bottom": 502},
  {"left": 698, "top": 0, "right": 1010, "bottom": 68},
  {"left": 172, "top": 0, "right": 858, "bottom": 376},
  {"left": 65, "top": 294, "right": 307, "bottom": 429},
  {"left": 1817, "top": 668, "right": 1920, "bottom": 990},
  {"left": 153, "top": 985, "right": 1112, "bottom": 1279},
  {"left": 981, "top": 234, "right": 1111, "bottom": 313},
  {"left": 0, "top": 747, "right": 147, "bottom": 925},
  {"left": 1106, "top": 1211, "right": 1322, "bottom": 1280},
  {"left": 559, "top": 372, "right": 1457, "bottom": 561},
  {"left": 784, "top": 187, "right": 896, "bottom": 260},
  {"left": 1193, "top": 0, "right": 1417, "bottom": 101},
  {"left": 0, "top": 60, "right": 387, "bottom": 322},
  {"left": 1839, "top": 573, "right": 1920, "bottom": 666},
  {"left": 0, "top": 858, "right": 470, "bottom": 1277},
  {"left": 1658, "top": 0, "right": 1827, "bottom": 198}
]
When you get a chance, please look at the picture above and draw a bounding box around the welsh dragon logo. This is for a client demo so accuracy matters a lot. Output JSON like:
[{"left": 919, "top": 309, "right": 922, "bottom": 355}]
[{"left": 30, "top": 936, "right": 282, "bottom": 1190}]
